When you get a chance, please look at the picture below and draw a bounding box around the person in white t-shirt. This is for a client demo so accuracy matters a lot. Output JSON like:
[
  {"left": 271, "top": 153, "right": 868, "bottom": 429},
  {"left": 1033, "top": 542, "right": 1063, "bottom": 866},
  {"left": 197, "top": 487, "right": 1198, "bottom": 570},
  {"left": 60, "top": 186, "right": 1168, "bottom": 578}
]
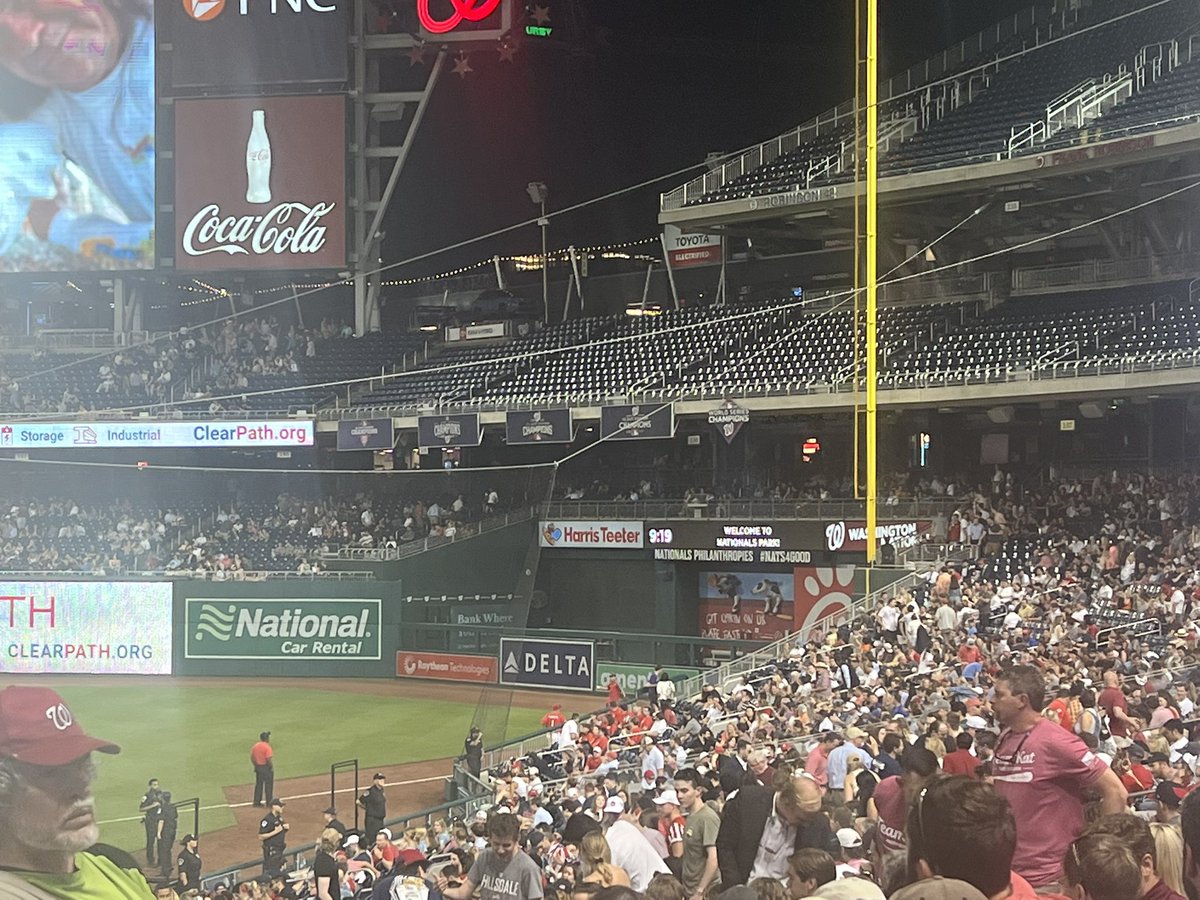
[{"left": 603, "top": 799, "right": 669, "bottom": 891}]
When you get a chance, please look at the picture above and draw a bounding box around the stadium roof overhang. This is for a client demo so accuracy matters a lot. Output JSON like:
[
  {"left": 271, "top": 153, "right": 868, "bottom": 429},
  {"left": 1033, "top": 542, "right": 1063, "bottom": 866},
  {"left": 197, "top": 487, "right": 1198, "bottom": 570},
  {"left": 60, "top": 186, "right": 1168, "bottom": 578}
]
[{"left": 658, "top": 122, "right": 1200, "bottom": 253}]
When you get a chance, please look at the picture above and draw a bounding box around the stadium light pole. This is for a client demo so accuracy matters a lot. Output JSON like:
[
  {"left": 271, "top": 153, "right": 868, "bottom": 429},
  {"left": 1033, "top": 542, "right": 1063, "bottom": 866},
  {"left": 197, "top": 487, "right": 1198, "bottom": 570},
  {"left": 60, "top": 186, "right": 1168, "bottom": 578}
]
[
  {"left": 527, "top": 182, "right": 550, "bottom": 322},
  {"left": 865, "top": 0, "right": 879, "bottom": 564}
]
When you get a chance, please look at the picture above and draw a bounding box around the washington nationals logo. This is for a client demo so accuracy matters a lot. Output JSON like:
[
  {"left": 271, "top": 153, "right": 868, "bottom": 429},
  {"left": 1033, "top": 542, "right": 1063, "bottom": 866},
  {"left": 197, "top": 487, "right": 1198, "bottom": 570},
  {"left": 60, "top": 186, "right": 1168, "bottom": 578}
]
[
  {"left": 417, "top": 0, "right": 501, "bottom": 33},
  {"left": 46, "top": 703, "right": 73, "bottom": 731}
]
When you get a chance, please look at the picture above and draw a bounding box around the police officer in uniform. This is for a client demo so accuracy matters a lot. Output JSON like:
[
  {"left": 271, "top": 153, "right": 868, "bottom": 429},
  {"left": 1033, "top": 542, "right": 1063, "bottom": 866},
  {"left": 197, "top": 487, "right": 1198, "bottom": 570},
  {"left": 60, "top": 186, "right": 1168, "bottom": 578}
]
[
  {"left": 357, "top": 773, "right": 387, "bottom": 844},
  {"left": 258, "top": 797, "right": 289, "bottom": 876},
  {"left": 138, "top": 778, "right": 163, "bottom": 867},
  {"left": 157, "top": 791, "right": 178, "bottom": 879},
  {"left": 322, "top": 807, "right": 347, "bottom": 838},
  {"left": 176, "top": 834, "right": 201, "bottom": 892}
]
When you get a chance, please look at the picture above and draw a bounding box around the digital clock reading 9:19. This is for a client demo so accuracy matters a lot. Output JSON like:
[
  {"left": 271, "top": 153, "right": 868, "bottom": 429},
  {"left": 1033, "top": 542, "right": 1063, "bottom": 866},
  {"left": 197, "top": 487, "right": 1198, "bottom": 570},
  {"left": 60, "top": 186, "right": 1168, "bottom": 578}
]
[{"left": 648, "top": 528, "right": 673, "bottom": 544}]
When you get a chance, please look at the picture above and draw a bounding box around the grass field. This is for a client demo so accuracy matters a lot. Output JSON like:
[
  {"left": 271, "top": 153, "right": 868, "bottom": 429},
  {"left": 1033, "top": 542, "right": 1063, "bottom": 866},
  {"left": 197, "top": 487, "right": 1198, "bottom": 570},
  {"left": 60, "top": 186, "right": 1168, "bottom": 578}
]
[{"left": 36, "top": 681, "right": 545, "bottom": 852}]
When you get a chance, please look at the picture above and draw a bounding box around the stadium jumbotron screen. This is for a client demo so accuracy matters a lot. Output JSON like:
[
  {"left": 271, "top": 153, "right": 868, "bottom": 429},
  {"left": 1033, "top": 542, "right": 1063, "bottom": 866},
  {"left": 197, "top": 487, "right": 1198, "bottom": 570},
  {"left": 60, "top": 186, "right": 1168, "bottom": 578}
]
[{"left": 0, "top": 0, "right": 154, "bottom": 272}]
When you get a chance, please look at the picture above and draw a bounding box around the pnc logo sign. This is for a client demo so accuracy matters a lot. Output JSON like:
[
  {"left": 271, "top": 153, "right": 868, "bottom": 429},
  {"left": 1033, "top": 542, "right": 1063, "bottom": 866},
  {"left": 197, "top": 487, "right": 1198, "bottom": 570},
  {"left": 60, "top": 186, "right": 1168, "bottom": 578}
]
[
  {"left": 184, "top": 0, "right": 336, "bottom": 19},
  {"left": 417, "top": 0, "right": 500, "bottom": 33},
  {"left": 184, "top": 0, "right": 225, "bottom": 19}
]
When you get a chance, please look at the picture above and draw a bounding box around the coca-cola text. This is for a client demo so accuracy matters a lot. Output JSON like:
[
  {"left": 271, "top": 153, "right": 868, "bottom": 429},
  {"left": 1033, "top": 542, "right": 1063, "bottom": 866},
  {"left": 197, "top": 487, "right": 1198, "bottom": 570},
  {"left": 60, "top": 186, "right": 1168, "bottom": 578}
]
[{"left": 181, "top": 202, "right": 335, "bottom": 257}]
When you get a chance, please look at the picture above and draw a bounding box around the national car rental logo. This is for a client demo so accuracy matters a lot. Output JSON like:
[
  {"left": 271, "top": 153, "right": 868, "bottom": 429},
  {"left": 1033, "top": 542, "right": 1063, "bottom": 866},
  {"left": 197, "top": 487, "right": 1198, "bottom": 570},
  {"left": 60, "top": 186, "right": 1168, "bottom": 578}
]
[{"left": 184, "top": 0, "right": 225, "bottom": 21}]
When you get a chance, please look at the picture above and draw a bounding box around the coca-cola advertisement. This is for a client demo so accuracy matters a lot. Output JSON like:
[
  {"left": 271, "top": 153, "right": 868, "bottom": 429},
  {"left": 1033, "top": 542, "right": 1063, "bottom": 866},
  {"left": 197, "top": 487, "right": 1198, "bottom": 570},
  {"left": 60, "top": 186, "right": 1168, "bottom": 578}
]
[{"left": 174, "top": 94, "right": 346, "bottom": 270}]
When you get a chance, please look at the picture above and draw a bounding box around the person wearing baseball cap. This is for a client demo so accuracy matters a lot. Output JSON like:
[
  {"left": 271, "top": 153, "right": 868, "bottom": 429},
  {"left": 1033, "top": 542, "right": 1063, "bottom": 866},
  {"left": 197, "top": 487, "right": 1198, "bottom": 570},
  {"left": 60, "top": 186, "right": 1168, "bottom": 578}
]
[
  {"left": 176, "top": 833, "right": 201, "bottom": 894},
  {"left": 259, "top": 797, "right": 289, "bottom": 877},
  {"left": 322, "top": 806, "right": 347, "bottom": 838},
  {"left": 0, "top": 686, "right": 152, "bottom": 898},
  {"left": 358, "top": 772, "right": 387, "bottom": 844}
]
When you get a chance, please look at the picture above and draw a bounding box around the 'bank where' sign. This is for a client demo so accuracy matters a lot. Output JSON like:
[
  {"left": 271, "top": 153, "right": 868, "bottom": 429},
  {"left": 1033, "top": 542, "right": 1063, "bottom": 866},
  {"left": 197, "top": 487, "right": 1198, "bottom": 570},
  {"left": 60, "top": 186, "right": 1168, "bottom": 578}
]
[{"left": 499, "top": 637, "right": 594, "bottom": 691}]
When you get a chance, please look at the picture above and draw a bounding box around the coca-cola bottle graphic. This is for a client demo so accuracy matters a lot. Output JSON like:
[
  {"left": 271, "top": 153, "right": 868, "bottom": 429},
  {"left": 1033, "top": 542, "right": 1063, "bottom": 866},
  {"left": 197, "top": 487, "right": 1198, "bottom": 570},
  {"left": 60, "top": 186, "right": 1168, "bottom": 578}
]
[{"left": 245, "top": 109, "right": 272, "bottom": 204}]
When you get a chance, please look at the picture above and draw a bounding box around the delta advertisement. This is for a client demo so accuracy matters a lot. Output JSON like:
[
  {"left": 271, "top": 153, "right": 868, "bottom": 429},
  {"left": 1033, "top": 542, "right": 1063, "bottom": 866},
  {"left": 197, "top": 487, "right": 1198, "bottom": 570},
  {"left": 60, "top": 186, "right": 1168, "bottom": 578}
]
[
  {"left": 0, "top": 420, "right": 314, "bottom": 449},
  {"left": 698, "top": 571, "right": 794, "bottom": 642},
  {"left": 184, "top": 598, "right": 381, "bottom": 660},
  {"left": 0, "top": 0, "right": 154, "bottom": 272},
  {"left": 0, "top": 582, "right": 172, "bottom": 675},
  {"left": 174, "top": 95, "right": 347, "bottom": 270}
]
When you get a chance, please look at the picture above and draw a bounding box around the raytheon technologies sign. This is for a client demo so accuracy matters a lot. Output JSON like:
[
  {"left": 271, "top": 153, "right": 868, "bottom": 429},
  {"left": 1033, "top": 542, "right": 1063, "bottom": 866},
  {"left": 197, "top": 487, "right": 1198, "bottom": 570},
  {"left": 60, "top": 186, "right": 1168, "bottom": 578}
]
[
  {"left": 174, "top": 95, "right": 346, "bottom": 270},
  {"left": 185, "top": 599, "right": 380, "bottom": 660}
]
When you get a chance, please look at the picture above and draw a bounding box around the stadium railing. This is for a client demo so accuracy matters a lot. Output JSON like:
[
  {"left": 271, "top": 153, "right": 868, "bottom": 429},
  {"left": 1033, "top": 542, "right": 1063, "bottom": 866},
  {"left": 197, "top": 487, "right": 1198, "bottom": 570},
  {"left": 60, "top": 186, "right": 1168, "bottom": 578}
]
[
  {"left": 324, "top": 509, "right": 535, "bottom": 562},
  {"left": 198, "top": 791, "right": 492, "bottom": 893},
  {"left": 659, "top": 7, "right": 1040, "bottom": 210}
]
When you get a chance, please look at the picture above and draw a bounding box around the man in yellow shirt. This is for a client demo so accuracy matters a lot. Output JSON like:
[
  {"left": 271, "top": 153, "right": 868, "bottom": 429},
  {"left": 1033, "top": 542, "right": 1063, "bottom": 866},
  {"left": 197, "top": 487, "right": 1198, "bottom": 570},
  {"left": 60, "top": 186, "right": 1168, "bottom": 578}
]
[{"left": 0, "top": 685, "right": 153, "bottom": 899}]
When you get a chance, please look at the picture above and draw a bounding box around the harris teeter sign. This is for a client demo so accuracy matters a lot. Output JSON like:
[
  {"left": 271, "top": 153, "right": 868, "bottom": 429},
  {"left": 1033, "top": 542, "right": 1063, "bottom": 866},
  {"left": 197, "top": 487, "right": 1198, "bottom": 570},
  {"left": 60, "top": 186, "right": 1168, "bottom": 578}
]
[{"left": 185, "top": 598, "right": 381, "bottom": 660}]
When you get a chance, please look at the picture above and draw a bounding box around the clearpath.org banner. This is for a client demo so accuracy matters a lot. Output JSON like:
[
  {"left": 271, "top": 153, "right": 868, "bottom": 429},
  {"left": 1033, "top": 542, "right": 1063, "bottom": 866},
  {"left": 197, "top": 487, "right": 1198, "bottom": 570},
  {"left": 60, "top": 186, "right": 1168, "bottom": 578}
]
[
  {"left": 0, "top": 420, "right": 313, "bottom": 449},
  {"left": 0, "top": 582, "right": 172, "bottom": 675}
]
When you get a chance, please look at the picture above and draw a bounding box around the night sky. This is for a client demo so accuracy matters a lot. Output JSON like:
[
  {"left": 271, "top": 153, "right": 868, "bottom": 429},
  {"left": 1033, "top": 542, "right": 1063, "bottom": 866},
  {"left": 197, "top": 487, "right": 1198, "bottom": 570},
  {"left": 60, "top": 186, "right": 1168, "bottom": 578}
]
[{"left": 387, "top": 0, "right": 1035, "bottom": 276}]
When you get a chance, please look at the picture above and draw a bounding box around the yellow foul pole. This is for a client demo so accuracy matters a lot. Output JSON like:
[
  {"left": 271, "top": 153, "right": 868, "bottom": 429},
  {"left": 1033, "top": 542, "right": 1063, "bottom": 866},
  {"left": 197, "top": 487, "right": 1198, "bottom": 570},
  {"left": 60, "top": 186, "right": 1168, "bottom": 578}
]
[{"left": 865, "top": 0, "right": 878, "bottom": 563}]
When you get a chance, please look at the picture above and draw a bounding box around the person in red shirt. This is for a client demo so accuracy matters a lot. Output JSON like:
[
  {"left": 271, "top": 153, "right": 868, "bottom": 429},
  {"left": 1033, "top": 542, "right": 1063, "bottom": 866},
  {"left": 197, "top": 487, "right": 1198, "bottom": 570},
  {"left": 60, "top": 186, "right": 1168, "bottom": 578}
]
[
  {"left": 941, "top": 732, "right": 980, "bottom": 778},
  {"left": 1044, "top": 686, "right": 1075, "bottom": 733},
  {"left": 1098, "top": 670, "right": 1139, "bottom": 739},
  {"left": 1114, "top": 747, "right": 1155, "bottom": 796},
  {"left": 610, "top": 704, "right": 628, "bottom": 728},
  {"left": 542, "top": 704, "right": 565, "bottom": 730},
  {"left": 250, "top": 731, "right": 274, "bottom": 808},
  {"left": 959, "top": 638, "right": 983, "bottom": 665},
  {"left": 606, "top": 677, "right": 622, "bottom": 705}
]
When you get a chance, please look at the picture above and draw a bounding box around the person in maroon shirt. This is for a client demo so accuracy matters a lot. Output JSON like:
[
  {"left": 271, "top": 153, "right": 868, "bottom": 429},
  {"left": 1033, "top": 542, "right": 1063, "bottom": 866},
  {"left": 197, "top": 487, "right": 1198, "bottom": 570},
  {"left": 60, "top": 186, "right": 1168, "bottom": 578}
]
[
  {"left": 1098, "top": 670, "right": 1139, "bottom": 739},
  {"left": 1084, "top": 813, "right": 1185, "bottom": 900},
  {"left": 991, "top": 665, "right": 1127, "bottom": 890},
  {"left": 942, "top": 732, "right": 980, "bottom": 778}
]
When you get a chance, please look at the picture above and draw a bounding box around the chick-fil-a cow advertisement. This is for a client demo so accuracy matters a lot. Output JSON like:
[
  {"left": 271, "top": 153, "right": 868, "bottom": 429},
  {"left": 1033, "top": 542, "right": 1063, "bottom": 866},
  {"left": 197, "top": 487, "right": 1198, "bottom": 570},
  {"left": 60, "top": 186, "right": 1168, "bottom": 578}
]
[
  {"left": 0, "top": 582, "right": 173, "bottom": 675},
  {"left": 698, "top": 571, "right": 794, "bottom": 642}
]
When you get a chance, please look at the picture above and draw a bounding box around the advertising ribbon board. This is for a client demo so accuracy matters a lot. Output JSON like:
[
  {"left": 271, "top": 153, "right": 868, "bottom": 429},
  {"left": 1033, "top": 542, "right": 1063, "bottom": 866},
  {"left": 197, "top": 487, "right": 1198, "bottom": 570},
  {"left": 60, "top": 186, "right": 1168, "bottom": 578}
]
[
  {"left": 506, "top": 409, "right": 572, "bottom": 445},
  {"left": 500, "top": 637, "right": 594, "bottom": 691},
  {"left": 646, "top": 521, "right": 818, "bottom": 565},
  {"left": 599, "top": 404, "right": 674, "bottom": 441},
  {"left": 417, "top": 413, "right": 482, "bottom": 448},
  {"left": 336, "top": 418, "right": 394, "bottom": 451},
  {"left": 185, "top": 598, "right": 381, "bottom": 660},
  {"left": 0, "top": 582, "right": 172, "bottom": 675},
  {"left": 0, "top": 421, "right": 313, "bottom": 450}
]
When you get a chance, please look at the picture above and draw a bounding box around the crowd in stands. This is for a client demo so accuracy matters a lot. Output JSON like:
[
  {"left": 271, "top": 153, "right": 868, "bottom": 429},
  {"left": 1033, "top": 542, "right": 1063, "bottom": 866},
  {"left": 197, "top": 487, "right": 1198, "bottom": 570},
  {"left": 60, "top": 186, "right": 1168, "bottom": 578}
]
[
  {"left": 0, "top": 489, "right": 496, "bottom": 576},
  {"left": 288, "top": 468, "right": 1199, "bottom": 900},
  {"left": 0, "top": 317, "right": 354, "bottom": 416}
]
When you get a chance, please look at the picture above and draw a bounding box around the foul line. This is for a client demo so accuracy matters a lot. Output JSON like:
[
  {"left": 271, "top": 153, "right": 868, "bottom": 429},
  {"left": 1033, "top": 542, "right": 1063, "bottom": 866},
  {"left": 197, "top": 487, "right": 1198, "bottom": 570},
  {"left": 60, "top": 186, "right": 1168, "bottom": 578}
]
[{"left": 96, "top": 774, "right": 445, "bottom": 827}]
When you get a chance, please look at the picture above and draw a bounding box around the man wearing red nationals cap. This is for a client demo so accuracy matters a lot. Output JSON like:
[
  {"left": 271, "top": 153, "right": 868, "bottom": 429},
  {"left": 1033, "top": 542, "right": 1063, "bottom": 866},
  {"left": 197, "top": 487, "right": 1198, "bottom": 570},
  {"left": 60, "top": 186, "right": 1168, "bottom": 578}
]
[{"left": 0, "top": 686, "right": 153, "bottom": 899}]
